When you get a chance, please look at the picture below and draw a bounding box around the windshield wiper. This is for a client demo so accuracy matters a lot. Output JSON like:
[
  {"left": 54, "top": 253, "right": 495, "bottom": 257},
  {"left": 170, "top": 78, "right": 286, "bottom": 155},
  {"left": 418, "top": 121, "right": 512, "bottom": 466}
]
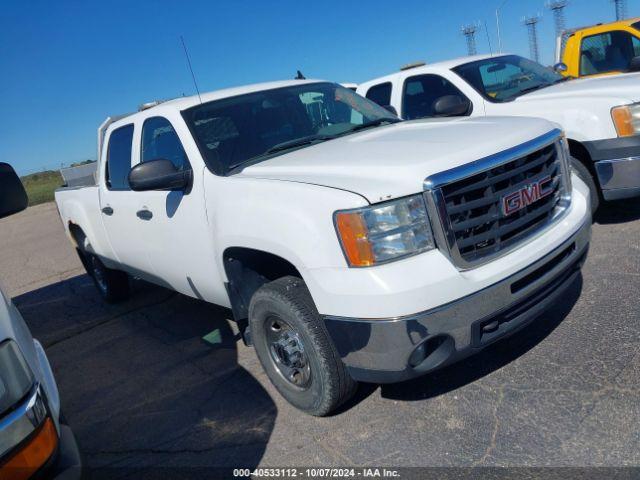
[
  {"left": 264, "top": 134, "right": 335, "bottom": 155},
  {"left": 227, "top": 119, "right": 401, "bottom": 173},
  {"left": 505, "top": 83, "right": 550, "bottom": 100}
]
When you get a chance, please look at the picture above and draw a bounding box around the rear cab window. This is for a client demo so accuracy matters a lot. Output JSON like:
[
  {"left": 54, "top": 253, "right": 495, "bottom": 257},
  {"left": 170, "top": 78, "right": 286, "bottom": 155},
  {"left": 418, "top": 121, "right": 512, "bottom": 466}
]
[{"left": 105, "top": 124, "right": 134, "bottom": 190}]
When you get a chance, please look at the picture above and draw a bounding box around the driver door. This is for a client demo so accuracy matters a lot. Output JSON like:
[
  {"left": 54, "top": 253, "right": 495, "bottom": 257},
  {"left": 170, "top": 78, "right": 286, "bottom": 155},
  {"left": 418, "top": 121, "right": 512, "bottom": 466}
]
[{"left": 129, "top": 114, "right": 217, "bottom": 300}]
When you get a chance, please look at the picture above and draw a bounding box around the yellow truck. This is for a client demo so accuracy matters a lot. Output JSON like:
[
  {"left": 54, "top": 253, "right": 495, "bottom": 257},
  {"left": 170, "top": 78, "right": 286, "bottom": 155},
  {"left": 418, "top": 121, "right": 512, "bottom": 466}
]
[{"left": 556, "top": 18, "right": 640, "bottom": 78}]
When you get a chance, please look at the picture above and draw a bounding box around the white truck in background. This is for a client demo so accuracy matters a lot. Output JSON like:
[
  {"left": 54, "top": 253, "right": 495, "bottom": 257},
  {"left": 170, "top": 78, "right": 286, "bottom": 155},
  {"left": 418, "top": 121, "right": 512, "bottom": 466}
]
[
  {"left": 55, "top": 80, "right": 591, "bottom": 415},
  {"left": 0, "top": 163, "right": 81, "bottom": 479},
  {"left": 357, "top": 54, "right": 640, "bottom": 212}
]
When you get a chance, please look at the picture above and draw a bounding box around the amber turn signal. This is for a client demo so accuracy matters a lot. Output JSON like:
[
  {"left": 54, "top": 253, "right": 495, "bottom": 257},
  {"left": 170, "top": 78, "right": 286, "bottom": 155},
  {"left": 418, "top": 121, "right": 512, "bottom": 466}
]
[
  {"left": 335, "top": 212, "right": 375, "bottom": 267},
  {"left": 1, "top": 418, "right": 58, "bottom": 480},
  {"left": 611, "top": 106, "right": 635, "bottom": 137}
]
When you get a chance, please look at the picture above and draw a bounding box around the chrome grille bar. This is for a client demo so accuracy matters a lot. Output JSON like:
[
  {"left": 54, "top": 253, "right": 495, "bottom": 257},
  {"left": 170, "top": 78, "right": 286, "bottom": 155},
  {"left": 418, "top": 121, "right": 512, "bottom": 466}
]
[{"left": 424, "top": 129, "right": 572, "bottom": 270}]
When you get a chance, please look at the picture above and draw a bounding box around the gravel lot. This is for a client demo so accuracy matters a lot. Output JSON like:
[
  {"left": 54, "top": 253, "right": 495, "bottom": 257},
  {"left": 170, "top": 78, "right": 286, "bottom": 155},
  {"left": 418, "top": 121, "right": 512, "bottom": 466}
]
[{"left": 0, "top": 200, "right": 639, "bottom": 475}]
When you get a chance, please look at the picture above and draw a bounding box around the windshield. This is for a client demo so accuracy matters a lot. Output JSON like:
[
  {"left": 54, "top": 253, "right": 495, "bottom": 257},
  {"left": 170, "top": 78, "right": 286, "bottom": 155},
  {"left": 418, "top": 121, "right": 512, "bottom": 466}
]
[
  {"left": 182, "top": 82, "right": 399, "bottom": 175},
  {"left": 453, "top": 55, "right": 564, "bottom": 102}
]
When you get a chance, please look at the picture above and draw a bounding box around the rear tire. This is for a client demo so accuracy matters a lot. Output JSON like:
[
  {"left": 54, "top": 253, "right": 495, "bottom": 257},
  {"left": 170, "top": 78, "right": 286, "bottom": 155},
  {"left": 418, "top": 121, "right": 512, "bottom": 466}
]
[
  {"left": 571, "top": 156, "right": 600, "bottom": 214},
  {"left": 249, "top": 276, "right": 357, "bottom": 416},
  {"left": 84, "top": 253, "right": 130, "bottom": 303}
]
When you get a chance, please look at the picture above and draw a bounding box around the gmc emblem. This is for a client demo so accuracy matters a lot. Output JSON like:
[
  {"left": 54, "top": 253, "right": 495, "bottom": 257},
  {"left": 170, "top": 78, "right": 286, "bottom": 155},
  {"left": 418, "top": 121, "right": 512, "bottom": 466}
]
[{"left": 501, "top": 176, "right": 553, "bottom": 217}]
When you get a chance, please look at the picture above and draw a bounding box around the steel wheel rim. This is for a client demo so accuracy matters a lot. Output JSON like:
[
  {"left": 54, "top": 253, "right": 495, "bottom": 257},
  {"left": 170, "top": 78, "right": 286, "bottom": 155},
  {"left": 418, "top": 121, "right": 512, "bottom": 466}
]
[
  {"left": 265, "top": 316, "right": 311, "bottom": 390},
  {"left": 91, "top": 257, "right": 108, "bottom": 294}
]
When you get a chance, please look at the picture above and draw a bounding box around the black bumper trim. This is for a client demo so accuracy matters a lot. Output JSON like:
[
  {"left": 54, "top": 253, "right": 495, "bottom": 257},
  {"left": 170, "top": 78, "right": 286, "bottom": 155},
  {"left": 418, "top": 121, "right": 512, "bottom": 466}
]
[{"left": 583, "top": 136, "right": 640, "bottom": 162}]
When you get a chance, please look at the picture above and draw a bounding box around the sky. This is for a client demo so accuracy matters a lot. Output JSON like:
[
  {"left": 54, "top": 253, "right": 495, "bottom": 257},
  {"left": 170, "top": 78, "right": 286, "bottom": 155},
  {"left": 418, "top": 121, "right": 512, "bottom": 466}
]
[{"left": 0, "top": 0, "right": 636, "bottom": 176}]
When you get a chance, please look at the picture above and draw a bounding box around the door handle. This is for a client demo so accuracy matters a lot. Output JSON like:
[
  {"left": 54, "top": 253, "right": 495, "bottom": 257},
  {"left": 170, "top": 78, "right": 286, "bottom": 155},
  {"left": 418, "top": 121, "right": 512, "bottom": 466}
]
[
  {"left": 136, "top": 209, "right": 153, "bottom": 220},
  {"left": 101, "top": 206, "right": 114, "bottom": 216}
]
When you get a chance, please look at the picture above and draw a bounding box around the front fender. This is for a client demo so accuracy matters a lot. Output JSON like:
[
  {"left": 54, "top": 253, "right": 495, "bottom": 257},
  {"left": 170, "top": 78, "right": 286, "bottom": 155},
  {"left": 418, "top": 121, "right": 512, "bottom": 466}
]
[{"left": 208, "top": 176, "right": 368, "bottom": 293}]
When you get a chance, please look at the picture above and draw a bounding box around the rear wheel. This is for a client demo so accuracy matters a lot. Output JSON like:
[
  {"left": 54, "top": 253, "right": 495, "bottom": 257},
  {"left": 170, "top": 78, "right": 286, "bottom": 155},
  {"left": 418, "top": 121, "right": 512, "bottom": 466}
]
[
  {"left": 571, "top": 156, "right": 600, "bottom": 214},
  {"left": 249, "top": 276, "right": 357, "bottom": 416},
  {"left": 85, "top": 253, "right": 130, "bottom": 303}
]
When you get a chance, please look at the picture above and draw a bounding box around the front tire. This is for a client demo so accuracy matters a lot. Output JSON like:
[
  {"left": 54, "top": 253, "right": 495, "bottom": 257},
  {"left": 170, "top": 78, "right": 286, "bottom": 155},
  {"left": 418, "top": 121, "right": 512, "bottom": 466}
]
[
  {"left": 571, "top": 156, "right": 600, "bottom": 214},
  {"left": 249, "top": 276, "right": 357, "bottom": 416},
  {"left": 85, "top": 253, "right": 130, "bottom": 303}
]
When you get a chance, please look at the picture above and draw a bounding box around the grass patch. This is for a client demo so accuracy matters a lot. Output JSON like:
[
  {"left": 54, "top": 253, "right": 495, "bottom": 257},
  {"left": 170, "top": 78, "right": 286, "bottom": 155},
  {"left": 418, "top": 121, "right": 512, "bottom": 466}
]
[{"left": 21, "top": 170, "right": 64, "bottom": 206}]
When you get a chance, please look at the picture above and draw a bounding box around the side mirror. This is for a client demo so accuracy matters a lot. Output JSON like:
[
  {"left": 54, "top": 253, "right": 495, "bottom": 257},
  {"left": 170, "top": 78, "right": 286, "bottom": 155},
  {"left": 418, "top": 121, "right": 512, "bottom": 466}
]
[
  {"left": 0, "top": 163, "right": 28, "bottom": 219},
  {"left": 433, "top": 95, "right": 472, "bottom": 117},
  {"left": 629, "top": 56, "right": 640, "bottom": 72},
  {"left": 382, "top": 105, "right": 398, "bottom": 116},
  {"left": 128, "top": 159, "right": 192, "bottom": 192},
  {"left": 553, "top": 62, "right": 568, "bottom": 73}
]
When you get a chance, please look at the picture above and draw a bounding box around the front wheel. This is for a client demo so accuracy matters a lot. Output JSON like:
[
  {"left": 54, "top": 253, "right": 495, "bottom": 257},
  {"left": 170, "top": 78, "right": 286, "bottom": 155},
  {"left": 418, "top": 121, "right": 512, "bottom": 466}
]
[
  {"left": 85, "top": 253, "right": 130, "bottom": 303},
  {"left": 249, "top": 276, "right": 357, "bottom": 416},
  {"left": 571, "top": 157, "right": 600, "bottom": 214}
]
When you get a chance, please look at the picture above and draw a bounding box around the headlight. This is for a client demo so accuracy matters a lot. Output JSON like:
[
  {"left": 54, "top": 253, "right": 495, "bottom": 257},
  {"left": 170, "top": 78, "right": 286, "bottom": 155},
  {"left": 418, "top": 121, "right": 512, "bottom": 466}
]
[
  {"left": 611, "top": 103, "right": 640, "bottom": 137},
  {"left": 335, "top": 195, "right": 435, "bottom": 267},
  {"left": 0, "top": 340, "right": 35, "bottom": 416},
  {"left": 558, "top": 133, "right": 572, "bottom": 194}
]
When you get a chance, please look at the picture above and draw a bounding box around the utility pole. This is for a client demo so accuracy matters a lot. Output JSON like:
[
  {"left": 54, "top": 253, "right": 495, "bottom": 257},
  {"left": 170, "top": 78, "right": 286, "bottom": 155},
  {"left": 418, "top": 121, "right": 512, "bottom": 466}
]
[
  {"left": 547, "top": 0, "right": 568, "bottom": 59},
  {"left": 462, "top": 24, "right": 479, "bottom": 56},
  {"left": 523, "top": 15, "right": 542, "bottom": 63},
  {"left": 547, "top": 0, "right": 568, "bottom": 37},
  {"left": 612, "top": 0, "right": 627, "bottom": 20}
]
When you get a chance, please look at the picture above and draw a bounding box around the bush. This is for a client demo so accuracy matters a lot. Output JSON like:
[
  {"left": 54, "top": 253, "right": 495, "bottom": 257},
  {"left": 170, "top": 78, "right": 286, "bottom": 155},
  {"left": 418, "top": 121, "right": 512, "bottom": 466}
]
[{"left": 20, "top": 171, "right": 64, "bottom": 206}]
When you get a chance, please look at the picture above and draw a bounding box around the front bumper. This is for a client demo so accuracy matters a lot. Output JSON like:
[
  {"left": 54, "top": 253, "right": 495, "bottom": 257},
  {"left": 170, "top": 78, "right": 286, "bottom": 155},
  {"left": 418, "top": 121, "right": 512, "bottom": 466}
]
[
  {"left": 584, "top": 136, "right": 640, "bottom": 200},
  {"left": 324, "top": 216, "right": 591, "bottom": 383}
]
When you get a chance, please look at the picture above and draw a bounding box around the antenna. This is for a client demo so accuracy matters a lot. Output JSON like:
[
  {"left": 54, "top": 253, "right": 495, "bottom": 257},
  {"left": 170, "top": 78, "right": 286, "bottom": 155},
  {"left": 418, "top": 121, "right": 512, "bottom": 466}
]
[
  {"left": 612, "top": 0, "right": 627, "bottom": 20},
  {"left": 180, "top": 35, "right": 202, "bottom": 104},
  {"left": 484, "top": 21, "right": 494, "bottom": 55},
  {"left": 461, "top": 23, "right": 480, "bottom": 56},
  {"left": 523, "top": 15, "right": 542, "bottom": 63}
]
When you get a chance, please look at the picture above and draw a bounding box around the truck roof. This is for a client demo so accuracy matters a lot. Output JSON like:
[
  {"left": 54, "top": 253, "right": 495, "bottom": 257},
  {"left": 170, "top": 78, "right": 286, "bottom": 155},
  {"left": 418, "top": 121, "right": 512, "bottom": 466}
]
[
  {"left": 97, "top": 79, "right": 327, "bottom": 161},
  {"left": 358, "top": 54, "right": 506, "bottom": 90},
  {"left": 555, "top": 17, "right": 640, "bottom": 63},
  {"left": 562, "top": 17, "right": 640, "bottom": 37}
]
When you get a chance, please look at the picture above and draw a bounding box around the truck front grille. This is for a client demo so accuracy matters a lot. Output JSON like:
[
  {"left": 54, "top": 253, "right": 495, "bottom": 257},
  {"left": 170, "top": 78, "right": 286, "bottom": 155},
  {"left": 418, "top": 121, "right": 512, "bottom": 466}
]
[{"left": 424, "top": 130, "right": 570, "bottom": 269}]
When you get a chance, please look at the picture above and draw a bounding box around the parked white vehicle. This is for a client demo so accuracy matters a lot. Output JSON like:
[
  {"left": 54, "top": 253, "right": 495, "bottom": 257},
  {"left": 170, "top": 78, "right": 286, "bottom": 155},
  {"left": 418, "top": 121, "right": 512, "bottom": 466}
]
[
  {"left": 55, "top": 80, "right": 591, "bottom": 415},
  {"left": 0, "top": 163, "right": 80, "bottom": 478},
  {"left": 357, "top": 54, "right": 640, "bottom": 211}
]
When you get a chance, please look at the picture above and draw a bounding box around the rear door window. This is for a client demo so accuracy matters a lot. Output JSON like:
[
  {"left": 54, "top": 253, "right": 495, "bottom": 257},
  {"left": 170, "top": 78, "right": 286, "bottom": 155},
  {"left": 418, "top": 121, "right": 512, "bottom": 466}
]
[{"left": 105, "top": 124, "right": 134, "bottom": 190}]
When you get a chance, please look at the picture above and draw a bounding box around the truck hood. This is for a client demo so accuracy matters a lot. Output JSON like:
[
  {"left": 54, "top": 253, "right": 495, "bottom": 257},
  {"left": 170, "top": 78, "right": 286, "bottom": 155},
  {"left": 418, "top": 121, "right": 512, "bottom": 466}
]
[
  {"left": 515, "top": 73, "right": 640, "bottom": 104},
  {"left": 238, "top": 117, "right": 556, "bottom": 203}
]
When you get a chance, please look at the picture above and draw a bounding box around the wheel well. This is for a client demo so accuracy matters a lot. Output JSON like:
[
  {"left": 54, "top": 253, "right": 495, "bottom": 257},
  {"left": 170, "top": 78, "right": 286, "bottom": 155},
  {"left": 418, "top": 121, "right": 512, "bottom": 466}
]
[
  {"left": 68, "top": 223, "right": 87, "bottom": 251},
  {"left": 567, "top": 139, "right": 598, "bottom": 185},
  {"left": 223, "top": 247, "right": 302, "bottom": 323}
]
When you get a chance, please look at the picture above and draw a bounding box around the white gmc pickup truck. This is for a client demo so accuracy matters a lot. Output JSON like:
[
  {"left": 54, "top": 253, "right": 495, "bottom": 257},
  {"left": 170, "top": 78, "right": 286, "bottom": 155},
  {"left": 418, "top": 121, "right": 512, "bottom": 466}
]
[
  {"left": 55, "top": 80, "right": 591, "bottom": 415},
  {"left": 357, "top": 54, "right": 640, "bottom": 211}
]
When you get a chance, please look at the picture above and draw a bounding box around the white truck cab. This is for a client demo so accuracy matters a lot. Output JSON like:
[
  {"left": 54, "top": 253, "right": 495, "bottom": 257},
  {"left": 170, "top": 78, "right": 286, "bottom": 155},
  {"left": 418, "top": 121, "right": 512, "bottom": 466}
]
[
  {"left": 357, "top": 54, "right": 640, "bottom": 211},
  {"left": 55, "top": 80, "right": 591, "bottom": 415},
  {"left": 0, "top": 163, "right": 81, "bottom": 479}
]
